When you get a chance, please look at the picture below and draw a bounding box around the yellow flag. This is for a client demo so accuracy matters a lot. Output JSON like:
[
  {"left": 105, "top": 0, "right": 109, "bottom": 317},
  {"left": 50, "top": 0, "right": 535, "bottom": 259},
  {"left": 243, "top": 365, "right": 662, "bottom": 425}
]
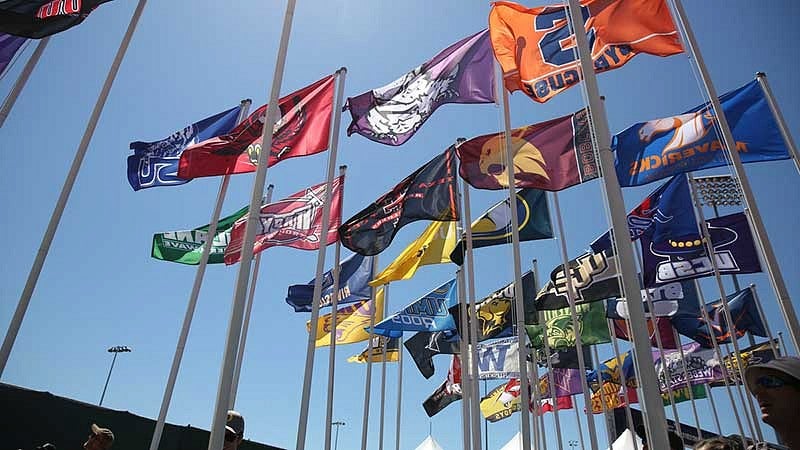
[
  {"left": 590, "top": 382, "right": 623, "bottom": 414},
  {"left": 480, "top": 381, "right": 520, "bottom": 423},
  {"left": 307, "top": 288, "right": 384, "bottom": 347},
  {"left": 369, "top": 221, "right": 457, "bottom": 287},
  {"left": 347, "top": 336, "right": 400, "bottom": 363}
]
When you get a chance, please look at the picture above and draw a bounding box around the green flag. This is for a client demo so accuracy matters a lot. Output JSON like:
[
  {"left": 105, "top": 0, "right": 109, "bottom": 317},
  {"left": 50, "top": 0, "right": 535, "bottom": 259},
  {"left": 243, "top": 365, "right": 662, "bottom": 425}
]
[
  {"left": 151, "top": 205, "right": 248, "bottom": 265},
  {"left": 526, "top": 302, "right": 610, "bottom": 349},
  {"left": 663, "top": 384, "right": 706, "bottom": 405}
]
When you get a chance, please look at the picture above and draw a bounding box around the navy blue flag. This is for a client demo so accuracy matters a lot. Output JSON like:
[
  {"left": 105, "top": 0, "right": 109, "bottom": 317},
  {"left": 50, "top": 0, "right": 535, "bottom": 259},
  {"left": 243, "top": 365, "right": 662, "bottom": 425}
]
[
  {"left": 374, "top": 279, "right": 458, "bottom": 337},
  {"left": 640, "top": 212, "right": 761, "bottom": 287},
  {"left": 614, "top": 80, "right": 790, "bottom": 187},
  {"left": 128, "top": 105, "right": 241, "bottom": 191},
  {"left": 286, "top": 253, "right": 375, "bottom": 312},
  {"left": 606, "top": 280, "right": 699, "bottom": 320}
]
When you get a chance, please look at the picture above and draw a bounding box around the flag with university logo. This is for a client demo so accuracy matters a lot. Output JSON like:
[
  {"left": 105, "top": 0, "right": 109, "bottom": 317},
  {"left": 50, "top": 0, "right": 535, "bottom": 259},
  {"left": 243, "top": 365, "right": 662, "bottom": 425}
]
[
  {"left": 307, "top": 288, "right": 385, "bottom": 347},
  {"left": 534, "top": 250, "right": 620, "bottom": 310},
  {"left": 373, "top": 279, "right": 458, "bottom": 337},
  {"left": 423, "top": 355, "right": 463, "bottom": 417},
  {"left": 285, "top": 253, "right": 374, "bottom": 312},
  {"left": 477, "top": 337, "right": 520, "bottom": 379},
  {"left": 0, "top": 0, "right": 116, "bottom": 38}
]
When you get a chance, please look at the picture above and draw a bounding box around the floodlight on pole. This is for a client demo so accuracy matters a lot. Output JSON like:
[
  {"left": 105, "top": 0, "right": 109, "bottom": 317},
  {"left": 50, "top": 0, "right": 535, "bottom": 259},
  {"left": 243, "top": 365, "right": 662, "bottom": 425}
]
[
  {"left": 99, "top": 345, "right": 132, "bottom": 406},
  {"left": 568, "top": 439, "right": 579, "bottom": 450},
  {"left": 331, "top": 421, "right": 345, "bottom": 450},
  {"left": 692, "top": 175, "right": 743, "bottom": 215}
]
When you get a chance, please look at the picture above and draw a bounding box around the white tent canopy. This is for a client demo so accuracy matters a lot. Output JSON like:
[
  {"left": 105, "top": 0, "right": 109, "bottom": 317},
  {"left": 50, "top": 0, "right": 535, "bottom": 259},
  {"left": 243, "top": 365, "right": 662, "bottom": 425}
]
[
  {"left": 607, "top": 428, "right": 644, "bottom": 450},
  {"left": 499, "top": 432, "right": 522, "bottom": 450},
  {"left": 414, "top": 435, "right": 445, "bottom": 450}
]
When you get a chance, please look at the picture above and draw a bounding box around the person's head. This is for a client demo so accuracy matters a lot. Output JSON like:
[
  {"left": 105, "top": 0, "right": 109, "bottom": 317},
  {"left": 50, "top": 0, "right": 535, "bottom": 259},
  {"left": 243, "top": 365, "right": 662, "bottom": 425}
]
[
  {"left": 693, "top": 436, "right": 743, "bottom": 450},
  {"left": 635, "top": 424, "right": 684, "bottom": 450},
  {"left": 223, "top": 410, "right": 245, "bottom": 450},
  {"left": 83, "top": 424, "right": 114, "bottom": 450},
  {"left": 744, "top": 356, "right": 800, "bottom": 432}
]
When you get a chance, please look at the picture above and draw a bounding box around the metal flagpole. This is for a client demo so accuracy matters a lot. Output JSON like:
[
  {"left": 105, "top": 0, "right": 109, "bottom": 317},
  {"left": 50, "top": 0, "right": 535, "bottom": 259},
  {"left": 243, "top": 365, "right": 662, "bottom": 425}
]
[
  {"left": 724, "top": 342, "right": 763, "bottom": 442},
  {"left": 591, "top": 345, "right": 613, "bottom": 447},
  {"left": 756, "top": 72, "right": 800, "bottom": 174},
  {"left": 705, "top": 382, "right": 723, "bottom": 435},
  {"left": 0, "top": 0, "right": 149, "bottom": 378},
  {"left": 456, "top": 268, "right": 472, "bottom": 450},
  {"left": 394, "top": 336, "right": 404, "bottom": 450},
  {"left": 573, "top": 396, "right": 586, "bottom": 450},
  {"left": 672, "top": 328, "right": 702, "bottom": 440},
  {"left": 749, "top": 285, "right": 781, "bottom": 357},
  {"left": 0, "top": 37, "right": 49, "bottom": 128},
  {"left": 778, "top": 332, "right": 788, "bottom": 356},
  {"left": 360, "top": 257, "right": 379, "bottom": 450},
  {"left": 484, "top": 380, "right": 490, "bottom": 450},
  {"left": 147, "top": 100, "right": 251, "bottom": 450},
  {"left": 532, "top": 260, "right": 550, "bottom": 450},
  {"left": 378, "top": 286, "right": 389, "bottom": 450},
  {"left": 606, "top": 319, "right": 638, "bottom": 450},
  {"left": 669, "top": 0, "right": 800, "bottom": 353},
  {"left": 542, "top": 324, "right": 564, "bottom": 450}
]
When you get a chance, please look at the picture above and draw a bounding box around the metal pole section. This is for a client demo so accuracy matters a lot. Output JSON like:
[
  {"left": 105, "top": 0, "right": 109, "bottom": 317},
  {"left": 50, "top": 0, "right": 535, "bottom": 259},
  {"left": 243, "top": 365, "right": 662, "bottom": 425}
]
[
  {"left": 378, "top": 287, "right": 389, "bottom": 450},
  {"left": 542, "top": 327, "right": 564, "bottom": 450},
  {"left": 607, "top": 320, "right": 637, "bottom": 450},
  {"left": 591, "top": 345, "right": 613, "bottom": 447},
  {"left": 749, "top": 285, "right": 780, "bottom": 357},
  {"left": 573, "top": 397, "right": 586, "bottom": 450},
  {"left": 360, "top": 258, "right": 379, "bottom": 450},
  {"left": 333, "top": 422, "right": 344, "bottom": 450},
  {"left": 778, "top": 332, "right": 788, "bottom": 356},
  {"left": 484, "top": 380, "right": 490, "bottom": 450},
  {"left": 756, "top": 72, "right": 800, "bottom": 174},
  {"left": 532, "top": 260, "right": 549, "bottom": 450},
  {"left": 0, "top": 37, "right": 49, "bottom": 128},
  {"left": 562, "top": 2, "right": 671, "bottom": 448},
  {"left": 670, "top": 0, "right": 800, "bottom": 353},
  {"left": 724, "top": 342, "right": 764, "bottom": 442},
  {"left": 99, "top": 352, "right": 118, "bottom": 407},
  {"left": 705, "top": 383, "right": 723, "bottom": 435},
  {"left": 672, "top": 328, "right": 702, "bottom": 439},
  {"left": 456, "top": 268, "right": 472, "bottom": 450},
  {"left": 0, "top": 0, "right": 149, "bottom": 378},
  {"left": 394, "top": 336, "right": 403, "bottom": 450}
]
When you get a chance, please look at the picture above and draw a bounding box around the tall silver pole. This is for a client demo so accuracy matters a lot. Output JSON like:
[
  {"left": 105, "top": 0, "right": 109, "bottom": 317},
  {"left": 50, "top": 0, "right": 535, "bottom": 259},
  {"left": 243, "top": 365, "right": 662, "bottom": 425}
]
[
  {"left": 670, "top": 0, "right": 800, "bottom": 352},
  {"left": 0, "top": 0, "right": 149, "bottom": 378},
  {"left": 456, "top": 268, "right": 472, "bottom": 450},
  {"left": 206, "top": 1, "right": 297, "bottom": 447},
  {"left": 705, "top": 383, "right": 723, "bottom": 435},
  {"left": 360, "top": 259, "right": 379, "bottom": 450},
  {"left": 378, "top": 285, "right": 389, "bottom": 450},
  {"left": 573, "top": 397, "right": 586, "bottom": 450},
  {"left": 591, "top": 345, "right": 613, "bottom": 447},
  {"left": 0, "top": 37, "right": 49, "bottom": 128},
  {"left": 394, "top": 336, "right": 404, "bottom": 450},
  {"left": 607, "top": 319, "right": 637, "bottom": 450},
  {"left": 749, "top": 285, "right": 780, "bottom": 357},
  {"left": 672, "top": 328, "right": 702, "bottom": 439},
  {"left": 542, "top": 329, "right": 564, "bottom": 450},
  {"left": 755, "top": 72, "right": 800, "bottom": 174},
  {"left": 532, "top": 260, "right": 550, "bottom": 450}
]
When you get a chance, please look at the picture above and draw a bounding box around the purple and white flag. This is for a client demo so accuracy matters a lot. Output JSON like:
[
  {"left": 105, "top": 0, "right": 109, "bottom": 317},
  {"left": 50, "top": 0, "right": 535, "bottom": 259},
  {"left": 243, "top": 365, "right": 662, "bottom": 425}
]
[
  {"left": 0, "top": 33, "right": 26, "bottom": 75},
  {"left": 345, "top": 29, "right": 495, "bottom": 146},
  {"left": 653, "top": 342, "right": 723, "bottom": 392}
]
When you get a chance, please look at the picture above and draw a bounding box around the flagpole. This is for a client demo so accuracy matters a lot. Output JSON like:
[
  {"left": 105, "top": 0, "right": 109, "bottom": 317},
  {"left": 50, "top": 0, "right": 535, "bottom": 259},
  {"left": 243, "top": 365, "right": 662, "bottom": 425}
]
[
  {"left": 378, "top": 286, "right": 389, "bottom": 450},
  {"left": 669, "top": 0, "right": 800, "bottom": 353},
  {"left": 778, "top": 332, "right": 788, "bottom": 356},
  {"left": 0, "top": 0, "right": 149, "bottom": 378},
  {"left": 590, "top": 345, "right": 613, "bottom": 446},
  {"left": 0, "top": 37, "right": 49, "bottom": 128},
  {"left": 749, "top": 285, "right": 781, "bottom": 357},
  {"left": 705, "top": 382, "right": 723, "bottom": 435},
  {"left": 532, "top": 259, "right": 551, "bottom": 450},
  {"left": 483, "top": 380, "right": 490, "bottom": 450},
  {"left": 541, "top": 325, "right": 564, "bottom": 450},
  {"left": 573, "top": 396, "right": 586, "bottom": 450},
  {"left": 456, "top": 268, "right": 472, "bottom": 450},
  {"left": 606, "top": 319, "right": 637, "bottom": 449},
  {"left": 671, "top": 328, "right": 702, "bottom": 440},
  {"left": 755, "top": 72, "right": 800, "bottom": 175},
  {"left": 394, "top": 335, "right": 403, "bottom": 450},
  {"left": 360, "top": 257, "right": 379, "bottom": 450},
  {"left": 724, "top": 342, "right": 763, "bottom": 442}
]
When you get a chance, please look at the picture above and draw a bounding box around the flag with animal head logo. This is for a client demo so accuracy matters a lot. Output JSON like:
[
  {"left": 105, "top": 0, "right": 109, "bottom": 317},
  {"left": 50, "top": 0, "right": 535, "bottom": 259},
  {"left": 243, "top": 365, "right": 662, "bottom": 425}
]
[{"left": 526, "top": 302, "right": 611, "bottom": 350}]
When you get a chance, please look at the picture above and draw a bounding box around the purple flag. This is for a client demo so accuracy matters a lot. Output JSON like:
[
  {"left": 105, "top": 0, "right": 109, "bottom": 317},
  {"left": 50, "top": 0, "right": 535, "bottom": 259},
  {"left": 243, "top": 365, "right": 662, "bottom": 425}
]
[
  {"left": 0, "top": 33, "right": 26, "bottom": 74},
  {"left": 653, "top": 342, "right": 723, "bottom": 392},
  {"left": 539, "top": 368, "right": 584, "bottom": 399},
  {"left": 345, "top": 29, "right": 495, "bottom": 146}
]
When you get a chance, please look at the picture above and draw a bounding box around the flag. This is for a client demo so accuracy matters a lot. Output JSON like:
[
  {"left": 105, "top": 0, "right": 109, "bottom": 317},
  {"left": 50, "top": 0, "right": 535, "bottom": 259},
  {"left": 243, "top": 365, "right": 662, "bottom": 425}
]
[
  {"left": 178, "top": 75, "right": 334, "bottom": 179},
  {"left": 404, "top": 330, "right": 460, "bottom": 379},
  {"left": 538, "top": 368, "right": 585, "bottom": 398},
  {"left": 477, "top": 337, "right": 520, "bottom": 379},
  {"left": 653, "top": 342, "right": 723, "bottom": 392},
  {"left": 640, "top": 212, "right": 762, "bottom": 287},
  {"left": 151, "top": 205, "right": 248, "bottom": 265},
  {"left": 610, "top": 316, "right": 678, "bottom": 349},
  {"left": 591, "top": 382, "right": 625, "bottom": 414},
  {"left": 0, "top": 0, "right": 115, "bottom": 38},
  {"left": 457, "top": 110, "right": 598, "bottom": 191},
  {"left": 345, "top": 29, "right": 495, "bottom": 146},
  {"left": 0, "top": 33, "right": 26, "bottom": 74},
  {"left": 488, "top": 0, "right": 682, "bottom": 103},
  {"left": 307, "top": 288, "right": 384, "bottom": 347},
  {"left": 449, "top": 188, "right": 552, "bottom": 265},
  {"left": 224, "top": 176, "right": 343, "bottom": 265},
  {"left": 347, "top": 336, "right": 400, "bottom": 363},
  {"left": 534, "top": 250, "right": 620, "bottom": 310},
  {"left": 537, "top": 396, "right": 573, "bottom": 414},
  {"left": 662, "top": 384, "right": 707, "bottom": 406},
  {"left": 373, "top": 279, "right": 457, "bottom": 337},
  {"left": 615, "top": 80, "right": 791, "bottom": 187},
  {"left": 339, "top": 146, "right": 459, "bottom": 256},
  {"left": 532, "top": 346, "right": 593, "bottom": 370},
  {"left": 711, "top": 340, "right": 779, "bottom": 387},
  {"left": 480, "top": 381, "right": 521, "bottom": 422},
  {"left": 369, "top": 220, "right": 457, "bottom": 287},
  {"left": 128, "top": 106, "right": 242, "bottom": 191},
  {"left": 286, "top": 253, "right": 375, "bottom": 312},
  {"left": 587, "top": 351, "right": 637, "bottom": 389},
  {"left": 605, "top": 280, "right": 700, "bottom": 320},
  {"left": 526, "top": 302, "right": 611, "bottom": 349},
  {"left": 423, "top": 355, "right": 462, "bottom": 417}
]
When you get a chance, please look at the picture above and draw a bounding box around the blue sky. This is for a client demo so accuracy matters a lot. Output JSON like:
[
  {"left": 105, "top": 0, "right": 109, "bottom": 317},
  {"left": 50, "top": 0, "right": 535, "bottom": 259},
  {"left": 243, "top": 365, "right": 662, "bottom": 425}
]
[{"left": 1, "top": 1, "right": 798, "bottom": 449}]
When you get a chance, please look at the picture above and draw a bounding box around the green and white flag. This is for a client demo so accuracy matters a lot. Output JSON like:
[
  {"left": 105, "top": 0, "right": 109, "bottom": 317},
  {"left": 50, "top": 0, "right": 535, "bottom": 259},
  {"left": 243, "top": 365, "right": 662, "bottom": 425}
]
[
  {"left": 526, "top": 302, "right": 611, "bottom": 349},
  {"left": 152, "top": 205, "right": 247, "bottom": 265}
]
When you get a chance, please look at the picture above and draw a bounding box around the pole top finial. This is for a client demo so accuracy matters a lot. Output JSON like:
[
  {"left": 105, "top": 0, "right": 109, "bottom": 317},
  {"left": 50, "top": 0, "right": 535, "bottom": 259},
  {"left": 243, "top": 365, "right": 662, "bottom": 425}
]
[
  {"left": 755, "top": 71, "right": 766, "bottom": 78},
  {"left": 337, "top": 67, "right": 348, "bottom": 74}
]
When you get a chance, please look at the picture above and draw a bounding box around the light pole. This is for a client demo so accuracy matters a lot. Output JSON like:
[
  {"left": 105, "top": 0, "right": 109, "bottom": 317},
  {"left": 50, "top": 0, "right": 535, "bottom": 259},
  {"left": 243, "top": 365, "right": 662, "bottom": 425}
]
[
  {"left": 331, "top": 421, "right": 345, "bottom": 450},
  {"left": 568, "top": 439, "right": 579, "bottom": 450},
  {"left": 99, "top": 345, "right": 131, "bottom": 406}
]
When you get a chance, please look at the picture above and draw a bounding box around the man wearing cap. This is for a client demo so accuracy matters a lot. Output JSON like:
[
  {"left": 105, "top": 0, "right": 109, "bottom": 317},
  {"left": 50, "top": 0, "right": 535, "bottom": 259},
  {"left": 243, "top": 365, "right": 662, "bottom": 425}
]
[
  {"left": 745, "top": 356, "right": 800, "bottom": 450},
  {"left": 224, "top": 410, "right": 245, "bottom": 450},
  {"left": 83, "top": 424, "right": 113, "bottom": 450}
]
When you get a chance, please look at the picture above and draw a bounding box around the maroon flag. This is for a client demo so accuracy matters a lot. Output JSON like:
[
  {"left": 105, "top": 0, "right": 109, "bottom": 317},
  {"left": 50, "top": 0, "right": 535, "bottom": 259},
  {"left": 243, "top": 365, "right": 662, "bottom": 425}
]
[
  {"left": 224, "top": 176, "right": 344, "bottom": 265},
  {"left": 178, "top": 75, "right": 335, "bottom": 179},
  {"left": 612, "top": 317, "right": 678, "bottom": 349},
  {"left": 457, "top": 109, "right": 598, "bottom": 191}
]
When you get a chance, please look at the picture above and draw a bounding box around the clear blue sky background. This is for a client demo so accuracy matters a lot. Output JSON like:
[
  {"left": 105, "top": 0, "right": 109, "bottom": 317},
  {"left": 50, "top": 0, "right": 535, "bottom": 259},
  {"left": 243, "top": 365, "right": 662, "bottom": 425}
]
[{"left": 1, "top": 1, "right": 798, "bottom": 449}]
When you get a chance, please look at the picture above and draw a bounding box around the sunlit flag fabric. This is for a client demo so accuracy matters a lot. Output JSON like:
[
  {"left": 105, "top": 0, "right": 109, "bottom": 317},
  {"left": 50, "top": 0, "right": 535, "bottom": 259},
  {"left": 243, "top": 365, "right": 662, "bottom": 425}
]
[
  {"left": 0, "top": 0, "right": 115, "bottom": 38},
  {"left": 457, "top": 110, "right": 598, "bottom": 191},
  {"left": 307, "top": 288, "right": 384, "bottom": 347},
  {"left": 711, "top": 340, "right": 779, "bottom": 387},
  {"left": 0, "top": 33, "right": 26, "bottom": 74},
  {"left": 606, "top": 280, "right": 699, "bottom": 321},
  {"left": 526, "top": 302, "right": 611, "bottom": 350},
  {"left": 536, "top": 396, "right": 573, "bottom": 415},
  {"left": 587, "top": 351, "right": 637, "bottom": 389},
  {"left": 347, "top": 336, "right": 400, "bottom": 363},
  {"left": 480, "top": 381, "right": 521, "bottom": 423},
  {"left": 535, "top": 249, "right": 620, "bottom": 310},
  {"left": 591, "top": 382, "right": 625, "bottom": 414},
  {"left": 532, "top": 346, "right": 593, "bottom": 370},
  {"left": 345, "top": 29, "right": 495, "bottom": 146},
  {"left": 178, "top": 75, "right": 334, "bottom": 179},
  {"left": 151, "top": 204, "right": 247, "bottom": 265},
  {"left": 339, "top": 146, "right": 459, "bottom": 256},
  {"left": 610, "top": 316, "right": 678, "bottom": 349},
  {"left": 615, "top": 80, "right": 790, "bottom": 187},
  {"left": 128, "top": 106, "right": 242, "bottom": 191},
  {"left": 369, "top": 220, "right": 457, "bottom": 287},
  {"left": 477, "top": 336, "right": 520, "bottom": 379},
  {"left": 404, "top": 330, "right": 460, "bottom": 379},
  {"left": 423, "top": 355, "right": 462, "bottom": 417},
  {"left": 449, "top": 188, "right": 552, "bottom": 265},
  {"left": 286, "top": 253, "right": 374, "bottom": 312},
  {"left": 488, "top": 0, "right": 682, "bottom": 103},
  {"left": 224, "top": 176, "right": 343, "bottom": 265},
  {"left": 653, "top": 342, "right": 723, "bottom": 392},
  {"left": 538, "top": 368, "right": 584, "bottom": 398},
  {"left": 373, "top": 279, "right": 458, "bottom": 337}
]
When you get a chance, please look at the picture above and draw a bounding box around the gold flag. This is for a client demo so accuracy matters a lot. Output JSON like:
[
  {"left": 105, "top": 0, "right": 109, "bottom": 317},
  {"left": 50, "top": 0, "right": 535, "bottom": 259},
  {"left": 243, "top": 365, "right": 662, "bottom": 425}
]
[
  {"left": 307, "top": 288, "right": 384, "bottom": 347},
  {"left": 591, "top": 382, "right": 623, "bottom": 414},
  {"left": 347, "top": 336, "right": 400, "bottom": 363},
  {"left": 369, "top": 221, "right": 457, "bottom": 287},
  {"left": 480, "top": 381, "right": 521, "bottom": 423}
]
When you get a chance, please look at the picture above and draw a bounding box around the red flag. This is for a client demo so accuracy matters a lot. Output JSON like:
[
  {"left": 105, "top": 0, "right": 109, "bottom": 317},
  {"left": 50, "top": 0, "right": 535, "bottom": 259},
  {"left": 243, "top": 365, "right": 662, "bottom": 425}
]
[
  {"left": 538, "top": 396, "right": 573, "bottom": 415},
  {"left": 612, "top": 317, "right": 678, "bottom": 349},
  {"left": 224, "top": 176, "right": 344, "bottom": 265},
  {"left": 178, "top": 75, "right": 335, "bottom": 179}
]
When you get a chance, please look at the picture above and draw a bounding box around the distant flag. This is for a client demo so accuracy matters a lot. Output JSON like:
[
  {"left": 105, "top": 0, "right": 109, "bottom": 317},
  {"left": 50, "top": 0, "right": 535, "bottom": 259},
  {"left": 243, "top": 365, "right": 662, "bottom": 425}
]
[
  {"left": 534, "top": 249, "right": 620, "bottom": 310},
  {"left": 178, "top": 75, "right": 335, "bottom": 179},
  {"left": 711, "top": 340, "right": 779, "bottom": 387},
  {"left": 587, "top": 351, "right": 637, "bottom": 389},
  {"left": 449, "top": 188, "right": 552, "bottom": 265},
  {"left": 653, "top": 342, "right": 723, "bottom": 392},
  {"left": 423, "top": 355, "right": 462, "bottom": 417},
  {"left": 345, "top": 29, "right": 495, "bottom": 146},
  {"left": 532, "top": 346, "right": 593, "bottom": 370},
  {"left": 0, "top": 0, "right": 116, "bottom": 38},
  {"left": 307, "top": 288, "right": 384, "bottom": 347},
  {"left": 404, "top": 330, "right": 460, "bottom": 379},
  {"left": 373, "top": 279, "right": 458, "bottom": 337},
  {"left": 488, "top": 0, "right": 682, "bottom": 103},
  {"left": 538, "top": 368, "right": 584, "bottom": 398},
  {"left": 339, "top": 146, "right": 459, "bottom": 256},
  {"left": 0, "top": 33, "right": 26, "bottom": 74},
  {"left": 151, "top": 204, "right": 247, "bottom": 265},
  {"left": 615, "top": 80, "right": 790, "bottom": 187},
  {"left": 605, "top": 280, "right": 700, "bottom": 321},
  {"left": 537, "top": 396, "right": 573, "bottom": 415},
  {"left": 224, "top": 176, "right": 343, "bottom": 265},
  {"left": 526, "top": 302, "right": 611, "bottom": 349},
  {"left": 286, "top": 253, "right": 374, "bottom": 312},
  {"left": 457, "top": 110, "right": 598, "bottom": 191},
  {"left": 610, "top": 316, "right": 678, "bottom": 349},
  {"left": 661, "top": 384, "right": 707, "bottom": 406},
  {"left": 369, "top": 220, "right": 457, "bottom": 287},
  {"left": 477, "top": 336, "right": 520, "bottom": 379},
  {"left": 480, "top": 381, "right": 521, "bottom": 422},
  {"left": 590, "top": 382, "right": 625, "bottom": 414},
  {"left": 347, "top": 336, "right": 400, "bottom": 363},
  {"left": 128, "top": 106, "right": 242, "bottom": 191}
]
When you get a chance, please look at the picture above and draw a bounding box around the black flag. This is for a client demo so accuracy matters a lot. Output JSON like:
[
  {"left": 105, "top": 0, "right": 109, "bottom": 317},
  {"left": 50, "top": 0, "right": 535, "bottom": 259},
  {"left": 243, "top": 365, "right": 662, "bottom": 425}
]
[
  {"left": 0, "top": 0, "right": 115, "bottom": 38},
  {"left": 404, "top": 330, "right": 460, "bottom": 379}
]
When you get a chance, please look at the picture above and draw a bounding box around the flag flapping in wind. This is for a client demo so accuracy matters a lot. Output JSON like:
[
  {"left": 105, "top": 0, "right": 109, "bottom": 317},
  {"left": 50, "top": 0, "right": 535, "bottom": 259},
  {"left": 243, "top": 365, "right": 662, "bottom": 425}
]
[
  {"left": 535, "top": 249, "right": 620, "bottom": 310},
  {"left": 449, "top": 188, "right": 552, "bottom": 265},
  {"left": 532, "top": 346, "right": 593, "bottom": 370},
  {"left": 345, "top": 29, "right": 495, "bottom": 146},
  {"left": 178, "top": 75, "right": 334, "bottom": 179},
  {"left": 457, "top": 110, "right": 597, "bottom": 191},
  {"left": 347, "top": 335, "right": 400, "bottom": 363},
  {"left": 224, "top": 176, "right": 343, "bottom": 264},
  {"left": 477, "top": 337, "right": 520, "bottom": 379},
  {"left": 404, "top": 330, "right": 460, "bottom": 379},
  {"left": 128, "top": 105, "right": 242, "bottom": 191},
  {"left": 653, "top": 342, "right": 723, "bottom": 392},
  {"left": 488, "top": 0, "right": 682, "bottom": 103},
  {"left": 286, "top": 253, "right": 375, "bottom": 312},
  {"left": 423, "top": 355, "right": 462, "bottom": 417},
  {"left": 526, "top": 302, "right": 611, "bottom": 350},
  {"left": 0, "top": 33, "right": 26, "bottom": 74},
  {"left": 587, "top": 351, "right": 637, "bottom": 389},
  {"left": 307, "top": 288, "right": 385, "bottom": 347},
  {"left": 605, "top": 280, "right": 700, "bottom": 321},
  {"left": 0, "top": 0, "right": 115, "bottom": 38},
  {"left": 711, "top": 340, "right": 779, "bottom": 387},
  {"left": 538, "top": 368, "right": 584, "bottom": 398},
  {"left": 373, "top": 279, "right": 458, "bottom": 337},
  {"left": 369, "top": 220, "right": 457, "bottom": 287},
  {"left": 610, "top": 316, "right": 677, "bottom": 349},
  {"left": 480, "top": 381, "right": 521, "bottom": 423},
  {"left": 339, "top": 146, "right": 459, "bottom": 256}
]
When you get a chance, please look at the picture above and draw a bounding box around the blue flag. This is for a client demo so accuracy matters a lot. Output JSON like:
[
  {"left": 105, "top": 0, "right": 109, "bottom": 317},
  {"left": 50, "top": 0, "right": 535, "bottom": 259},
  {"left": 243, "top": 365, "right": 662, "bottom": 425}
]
[
  {"left": 587, "top": 350, "right": 637, "bottom": 389},
  {"left": 285, "top": 253, "right": 375, "bottom": 312},
  {"left": 127, "top": 105, "right": 241, "bottom": 190},
  {"left": 374, "top": 279, "right": 458, "bottom": 337},
  {"left": 614, "top": 80, "right": 790, "bottom": 187}
]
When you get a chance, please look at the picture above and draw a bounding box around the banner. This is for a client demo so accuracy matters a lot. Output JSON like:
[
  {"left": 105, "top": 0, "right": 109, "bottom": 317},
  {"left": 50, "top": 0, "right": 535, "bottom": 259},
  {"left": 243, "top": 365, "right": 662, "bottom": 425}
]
[
  {"left": 0, "top": 33, "right": 26, "bottom": 74},
  {"left": 711, "top": 340, "right": 779, "bottom": 387},
  {"left": 538, "top": 368, "right": 584, "bottom": 399},
  {"left": 404, "top": 330, "right": 460, "bottom": 379},
  {"left": 345, "top": 29, "right": 494, "bottom": 146},
  {"left": 605, "top": 280, "right": 699, "bottom": 320},
  {"left": 477, "top": 337, "right": 520, "bottom": 379},
  {"left": 535, "top": 250, "right": 620, "bottom": 310},
  {"left": 0, "top": 0, "right": 115, "bottom": 38},
  {"left": 591, "top": 382, "right": 624, "bottom": 414},
  {"left": 373, "top": 279, "right": 457, "bottom": 337},
  {"left": 662, "top": 384, "right": 707, "bottom": 406},
  {"left": 347, "top": 336, "right": 400, "bottom": 363},
  {"left": 480, "top": 382, "right": 520, "bottom": 423},
  {"left": 653, "top": 342, "right": 723, "bottom": 392},
  {"left": 526, "top": 302, "right": 611, "bottom": 349},
  {"left": 423, "top": 355, "right": 462, "bottom": 417},
  {"left": 286, "top": 253, "right": 374, "bottom": 312},
  {"left": 151, "top": 205, "right": 248, "bottom": 265},
  {"left": 369, "top": 220, "right": 457, "bottom": 286},
  {"left": 610, "top": 316, "right": 678, "bottom": 349},
  {"left": 307, "top": 288, "right": 384, "bottom": 348}
]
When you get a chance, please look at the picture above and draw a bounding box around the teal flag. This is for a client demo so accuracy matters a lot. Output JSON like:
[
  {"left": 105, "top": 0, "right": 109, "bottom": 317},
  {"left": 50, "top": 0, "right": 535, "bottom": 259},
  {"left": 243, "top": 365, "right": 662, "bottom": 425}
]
[{"left": 151, "top": 205, "right": 247, "bottom": 265}]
